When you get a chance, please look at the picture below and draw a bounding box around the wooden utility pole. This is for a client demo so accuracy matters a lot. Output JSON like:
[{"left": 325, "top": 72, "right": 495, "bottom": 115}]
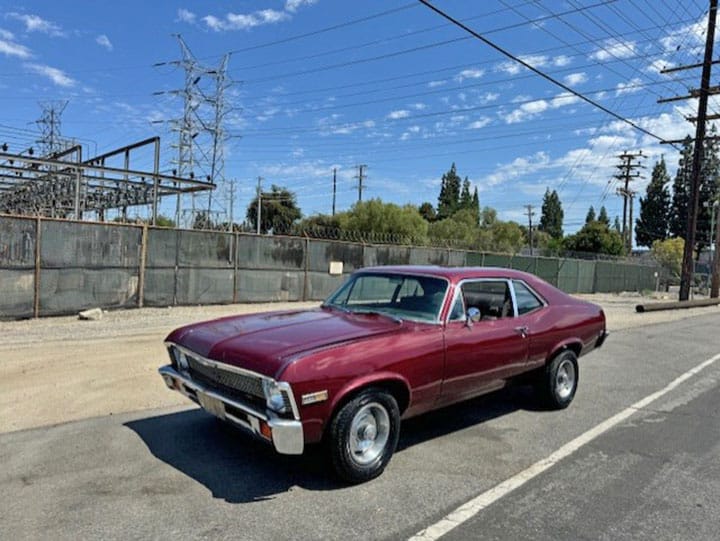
[
  {"left": 256, "top": 176, "right": 263, "bottom": 235},
  {"left": 332, "top": 168, "right": 337, "bottom": 216},
  {"left": 660, "top": 0, "right": 719, "bottom": 301},
  {"left": 354, "top": 164, "right": 367, "bottom": 202},
  {"left": 614, "top": 150, "right": 643, "bottom": 252},
  {"left": 524, "top": 204, "right": 535, "bottom": 256}
]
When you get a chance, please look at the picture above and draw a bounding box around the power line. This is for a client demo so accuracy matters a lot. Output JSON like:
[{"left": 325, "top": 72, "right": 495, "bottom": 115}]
[{"left": 417, "top": 0, "right": 670, "bottom": 144}]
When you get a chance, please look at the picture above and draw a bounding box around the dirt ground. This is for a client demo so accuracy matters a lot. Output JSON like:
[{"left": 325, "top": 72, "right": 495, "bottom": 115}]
[{"left": 1, "top": 294, "right": 718, "bottom": 434}]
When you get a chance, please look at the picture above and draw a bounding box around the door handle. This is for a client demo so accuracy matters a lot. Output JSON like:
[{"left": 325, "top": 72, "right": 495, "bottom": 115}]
[{"left": 514, "top": 326, "right": 529, "bottom": 338}]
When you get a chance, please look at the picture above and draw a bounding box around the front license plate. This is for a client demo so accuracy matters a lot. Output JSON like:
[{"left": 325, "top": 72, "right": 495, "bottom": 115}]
[{"left": 198, "top": 392, "right": 226, "bottom": 419}]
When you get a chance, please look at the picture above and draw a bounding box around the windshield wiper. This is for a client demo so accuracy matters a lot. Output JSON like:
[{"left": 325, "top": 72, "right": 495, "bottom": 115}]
[{"left": 352, "top": 309, "right": 403, "bottom": 325}]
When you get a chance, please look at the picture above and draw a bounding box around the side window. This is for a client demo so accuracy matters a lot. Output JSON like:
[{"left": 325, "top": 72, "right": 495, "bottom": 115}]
[
  {"left": 461, "top": 280, "right": 513, "bottom": 319},
  {"left": 512, "top": 281, "right": 544, "bottom": 315},
  {"left": 448, "top": 291, "right": 466, "bottom": 321}
]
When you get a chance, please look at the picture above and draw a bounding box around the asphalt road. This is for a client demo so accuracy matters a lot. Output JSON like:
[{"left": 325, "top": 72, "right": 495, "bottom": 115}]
[{"left": 1, "top": 313, "right": 719, "bottom": 541}]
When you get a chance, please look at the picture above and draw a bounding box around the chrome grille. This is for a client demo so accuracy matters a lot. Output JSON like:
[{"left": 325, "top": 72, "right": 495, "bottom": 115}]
[{"left": 186, "top": 355, "right": 264, "bottom": 400}]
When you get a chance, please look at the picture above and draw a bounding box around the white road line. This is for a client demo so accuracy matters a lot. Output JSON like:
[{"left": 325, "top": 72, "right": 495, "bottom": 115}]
[{"left": 409, "top": 352, "right": 720, "bottom": 541}]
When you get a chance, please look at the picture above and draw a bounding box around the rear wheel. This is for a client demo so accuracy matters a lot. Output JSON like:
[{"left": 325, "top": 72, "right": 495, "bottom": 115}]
[
  {"left": 328, "top": 388, "right": 400, "bottom": 483},
  {"left": 535, "top": 350, "right": 578, "bottom": 409}
]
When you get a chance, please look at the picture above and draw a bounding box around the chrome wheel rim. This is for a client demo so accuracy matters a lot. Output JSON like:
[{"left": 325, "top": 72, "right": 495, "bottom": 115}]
[
  {"left": 348, "top": 402, "right": 390, "bottom": 465},
  {"left": 555, "top": 359, "right": 576, "bottom": 400}
]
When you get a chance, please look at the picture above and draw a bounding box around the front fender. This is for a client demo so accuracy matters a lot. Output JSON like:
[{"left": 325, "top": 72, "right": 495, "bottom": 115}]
[{"left": 329, "top": 371, "right": 412, "bottom": 415}]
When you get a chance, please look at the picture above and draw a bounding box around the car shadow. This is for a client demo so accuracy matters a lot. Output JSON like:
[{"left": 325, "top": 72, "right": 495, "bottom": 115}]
[{"left": 125, "top": 385, "right": 546, "bottom": 503}]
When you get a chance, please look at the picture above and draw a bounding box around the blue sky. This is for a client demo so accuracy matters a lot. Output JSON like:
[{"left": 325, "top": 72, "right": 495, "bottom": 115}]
[{"left": 0, "top": 1, "right": 714, "bottom": 233}]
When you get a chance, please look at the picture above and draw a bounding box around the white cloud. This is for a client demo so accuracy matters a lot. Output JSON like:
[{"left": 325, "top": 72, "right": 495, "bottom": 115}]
[
  {"left": 24, "top": 63, "right": 75, "bottom": 87},
  {"left": 0, "top": 37, "right": 31, "bottom": 58},
  {"left": 496, "top": 54, "right": 550, "bottom": 75},
  {"left": 204, "top": 0, "right": 317, "bottom": 31},
  {"left": 553, "top": 55, "right": 571, "bottom": 67},
  {"left": 428, "top": 80, "right": 446, "bottom": 88},
  {"left": 0, "top": 28, "right": 14, "bottom": 40},
  {"left": 504, "top": 100, "right": 549, "bottom": 124},
  {"left": 411, "top": 103, "right": 426, "bottom": 110},
  {"left": 563, "top": 72, "right": 588, "bottom": 86},
  {"left": 647, "top": 59, "right": 674, "bottom": 74},
  {"left": 550, "top": 92, "right": 580, "bottom": 108},
  {"left": 8, "top": 13, "right": 64, "bottom": 37},
  {"left": 387, "top": 109, "right": 410, "bottom": 120},
  {"left": 467, "top": 117, "right": 491, "bottom": 129},
  {"left": 203, "top": 9, "right": 289, "bottom": 31},
  {"left": 660, "top": 19, "right": 709, "bottom": 54},
  {"left": 285, "top": 0, "right": 318, "bottom": 13},
  {"left": 589, "top": 39, "right": 637, "bottom": 61},
  {"left": 479, "top": 92, "right": 499, "bottom": 104},
  {"left": 408, "top": 125, "right": 421, "bottom": 133},
  {"left": 96, "top": 34, "right": 112, "bottom": 51},
  {"left": 615, "top": 77, "right": 643, "bottom": 96},
  {"left": 177, "top": 8, "right": 197, "bottom": 24},
  {"left": 455, "top": 68, "right": 484, "bottom": 82},
  {"left": 483, "top": 152, "right": 551, "bottom": 187}
]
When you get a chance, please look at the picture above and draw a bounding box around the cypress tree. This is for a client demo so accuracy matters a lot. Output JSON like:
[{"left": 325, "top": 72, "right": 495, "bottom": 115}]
[
  {"left": 437, "top": 163, "right": 461, "bottom": 220},
  {"left": 670, "top": 137, "right": 693, "bottom": 238},
  {"left": 598, "top": 206, "right": 610, "bottom": 225},
  {"left": 585, "top": 206, "right": 596, "bottom": 223},
  {"left": 635, "top": 157, "right": 671, "bottom": 248},
  {"left": 538, "top": 188, "right": 564, "bottom": 239}
]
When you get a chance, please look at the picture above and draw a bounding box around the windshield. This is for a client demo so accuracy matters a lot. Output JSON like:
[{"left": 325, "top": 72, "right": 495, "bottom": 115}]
[{"left": 324, "top": 273, "right": 448, "bottom": 323}]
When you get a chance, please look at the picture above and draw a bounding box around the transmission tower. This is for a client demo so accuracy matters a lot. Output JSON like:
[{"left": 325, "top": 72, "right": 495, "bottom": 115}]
[
  {"left": 154, "top": 35, "right": 237, "bottom": 227},
  {"left": 35, "top": 100, "right": 69, "bottom": 156}
]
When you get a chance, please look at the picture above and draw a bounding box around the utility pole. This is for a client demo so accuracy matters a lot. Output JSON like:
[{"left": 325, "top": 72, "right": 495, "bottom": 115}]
[
  {"left": 658, "top": 0, "right": 718, "bottom": 300},
  {"left": 228, "top": 180, "right": 235, "bottom": 230},
  {"left": 614, "top": 150, "right": 644, "bottom": 252},
  {"left": 332, "top": 167, "right": 337, "bottom": 216},
  {"left": 256, "top": 176, "right": 263, "bottom": 235},
  {"left": 710, "top": 198, "right": 720, "bottom": 297},
  {"left": 524, "top": 204, "right": 535, "bottom": 255},
  {"left": 354, "top": 164, "right": 367, "bottom": 202}
]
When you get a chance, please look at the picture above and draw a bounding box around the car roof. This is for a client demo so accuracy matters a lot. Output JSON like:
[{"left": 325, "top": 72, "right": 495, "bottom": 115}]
[{"left": 357, "top": 265, "right": 539, "bottom": 284}]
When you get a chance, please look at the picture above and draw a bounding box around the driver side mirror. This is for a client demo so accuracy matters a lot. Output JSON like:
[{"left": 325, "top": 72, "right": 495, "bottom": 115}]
[{"left": 466, "top": 307, "right": 481, "bottom": 327}]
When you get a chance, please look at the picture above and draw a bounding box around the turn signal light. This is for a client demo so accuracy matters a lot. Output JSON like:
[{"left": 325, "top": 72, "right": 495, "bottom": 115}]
[{"left": 259, "top": 421, "right": 272, "bottom": 440}]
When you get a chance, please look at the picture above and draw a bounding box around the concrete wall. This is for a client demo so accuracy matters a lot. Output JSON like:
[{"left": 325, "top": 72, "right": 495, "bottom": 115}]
[{"left": 0, "top": 215, "right": 663, "bottom": 319}]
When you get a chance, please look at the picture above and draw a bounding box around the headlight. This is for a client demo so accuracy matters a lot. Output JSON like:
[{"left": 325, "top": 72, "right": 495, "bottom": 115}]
[
  {"left": 169, "top": 346, "right": 189, "bottom": 370},
  {"left": 263, "top": 379, "right": 288, "bottom": 414}
]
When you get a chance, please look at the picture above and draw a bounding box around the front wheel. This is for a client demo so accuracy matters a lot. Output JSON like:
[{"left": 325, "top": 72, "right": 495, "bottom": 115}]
[
  {"left": 328, "top": 388, "right": 400, "bottom": 483},
  {"left": 535, "top": 350, "right": 579, "bottom": 409}
]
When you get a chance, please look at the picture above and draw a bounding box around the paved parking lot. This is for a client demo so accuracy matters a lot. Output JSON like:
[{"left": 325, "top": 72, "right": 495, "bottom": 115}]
[{"left": 1, "top": 311, "right": 718, "bottom": 540}]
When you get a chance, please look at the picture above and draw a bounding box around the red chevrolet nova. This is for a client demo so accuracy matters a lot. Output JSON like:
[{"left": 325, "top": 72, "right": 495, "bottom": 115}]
[{"left": 159, "top": 266, "right": 607, "bottom": 482}]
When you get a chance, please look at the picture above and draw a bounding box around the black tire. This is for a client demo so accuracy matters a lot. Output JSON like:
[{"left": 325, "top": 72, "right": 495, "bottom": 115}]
[
  {"left": 328, "top": 388, "right": 400, "bottom": 484},
  {"left": 535, "top": 350, "right": 579, "bottom": 409}
]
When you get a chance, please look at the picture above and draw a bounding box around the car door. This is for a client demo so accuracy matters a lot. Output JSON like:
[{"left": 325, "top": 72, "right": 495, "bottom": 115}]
[
  {"left": 439, "top": 279, "right": 529, "bottom": 406},
  {"left": 511, "top": 279, "right": 551, "bottom": 368}
]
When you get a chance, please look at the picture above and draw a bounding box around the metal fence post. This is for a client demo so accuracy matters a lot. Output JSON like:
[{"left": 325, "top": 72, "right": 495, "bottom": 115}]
[
  {"left": 33, "top": 216, "right": 41, "bottom": 318},
  {"left": 137, "top": 224, "right": 148, "bottom": 308},
  {"left": 303, "top": 235, "right": 309, "bottom": 301},
  {"left": 232, "top": 231, "right": 239, "bottom": 304}
]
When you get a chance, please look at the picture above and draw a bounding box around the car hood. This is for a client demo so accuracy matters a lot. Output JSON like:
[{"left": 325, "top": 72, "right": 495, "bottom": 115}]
[{"left": 166, "top": 308, "right": 404, "bottom": 378}]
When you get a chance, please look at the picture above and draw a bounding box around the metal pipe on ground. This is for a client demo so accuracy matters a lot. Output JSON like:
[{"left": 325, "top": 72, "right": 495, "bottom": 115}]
[{"left": 636, "top": 298, "right": 720, "bottom": 313}]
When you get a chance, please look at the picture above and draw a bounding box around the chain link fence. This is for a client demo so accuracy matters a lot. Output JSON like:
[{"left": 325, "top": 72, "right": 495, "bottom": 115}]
[{"left": 0, "top": 215, "right": 663, "bottom": 319}]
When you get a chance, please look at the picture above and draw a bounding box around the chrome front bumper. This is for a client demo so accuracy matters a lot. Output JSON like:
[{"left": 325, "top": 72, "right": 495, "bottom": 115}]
[{"left": 159, "top": 365, "right": 304, "bottom": 455}]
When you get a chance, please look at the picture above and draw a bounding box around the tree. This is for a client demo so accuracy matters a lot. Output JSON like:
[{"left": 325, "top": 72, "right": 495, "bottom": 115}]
[
  {"left": 459, "top": 177, "right": 472, "bottom": 209},
  {"left": 563, "top": 220, "right": 625, "bottom": 255},
  {"left": 598, "top": 206, "right": 610, "bottom": 225},
  {"left": 613, "top": 216, "right": 622, "bottom": 233},
  {"left": 192, "top": 211, "right": 215, "bottom": 230},
  {"left": 488, "top": 220, "right": 525, "bottom": 254},
  {"left": 418, "top": 202, "right": 436, "bottom": 222},
  {"left": 585, "top": 206, "right": 596, "bottom": 224},
  {"left": 437, "top": 163, "right": 462, "bottom": 220},
  {"left": 635, "top": 157, "right": 671, "bottom": 248},
  {"left": 651, "top": 237, "right": 684, "bottom": 280},
  {"left": 246, "top": 184, "right": 302, "bottom": 234},
  {"left": 670, "top": 136, "right": 693, "bottom": 238},
  {"left": 342, "top": 198, "right": 428, "bottom": 241},
  {"left": 538, "top": 188, "right": 564, "bottom": 239},
  {"left": 697, "top": 125, "right": 720, "bottom": 257},
  {"left": 480, "top": 206, "right": 497, "bottom": 227}
]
